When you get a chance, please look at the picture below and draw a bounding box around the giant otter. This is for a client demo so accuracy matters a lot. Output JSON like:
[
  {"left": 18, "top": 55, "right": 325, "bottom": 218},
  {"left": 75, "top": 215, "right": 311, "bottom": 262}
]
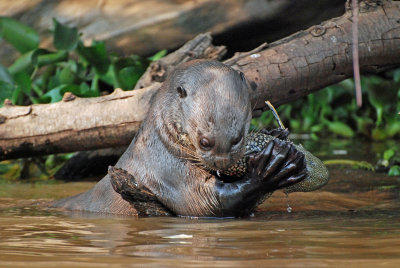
[{"left": 54, "top": 60, "right": 311, "bottom": 217}]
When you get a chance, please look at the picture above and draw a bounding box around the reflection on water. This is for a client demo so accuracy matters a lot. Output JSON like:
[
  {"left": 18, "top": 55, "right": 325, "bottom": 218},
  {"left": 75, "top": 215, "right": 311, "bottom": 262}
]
[
  {"left": 1, "top": 209, "right": 400, "bottom": 267},
  {"left": 1, "top": 139, "right": 400, "bottom": 267}
]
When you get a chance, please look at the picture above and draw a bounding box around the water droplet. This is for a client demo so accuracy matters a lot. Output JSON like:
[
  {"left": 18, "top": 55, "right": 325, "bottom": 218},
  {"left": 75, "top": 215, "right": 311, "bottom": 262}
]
[
  {"left": 285, "top": 192, "right": 292, "bottom": 213},
  {"left": 287, "top": 205, "right": 292, "bottom": 213}
]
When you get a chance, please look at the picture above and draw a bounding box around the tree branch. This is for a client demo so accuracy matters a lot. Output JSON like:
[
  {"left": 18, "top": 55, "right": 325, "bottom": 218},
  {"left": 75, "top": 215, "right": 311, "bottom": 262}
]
[
  {"left": 1, "top": 0, "right": 399, "bottom": 160},
  {"left": 229, "top": 0, "right": 400, "bottom": 113}
]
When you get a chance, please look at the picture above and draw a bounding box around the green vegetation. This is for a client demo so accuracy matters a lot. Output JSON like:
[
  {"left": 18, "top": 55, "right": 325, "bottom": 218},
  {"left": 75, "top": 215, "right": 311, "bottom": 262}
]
[
  {"left": 0, "top": 153, "right": 74, "bottom": 181},
  {"left": 0, "top": 17, "right": 166, "bottom": 107},
  {"left": 252, "top": 74, "right": 400, "bottom": 140},
  {"left": 0, "top": 17, "right": 399, "bottom": 180},
  {"left": 252, "top": 73, "right": 400, "bottom": 176}
]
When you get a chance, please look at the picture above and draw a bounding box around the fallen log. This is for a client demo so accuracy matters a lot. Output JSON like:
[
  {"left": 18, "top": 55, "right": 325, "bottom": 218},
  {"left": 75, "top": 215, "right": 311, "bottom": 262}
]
[
  {"left": 1, "top": 0, "right": 400, "bottom": 160},
  {"left": 0, "top": 0, "right": 344, "bottom": 65}
]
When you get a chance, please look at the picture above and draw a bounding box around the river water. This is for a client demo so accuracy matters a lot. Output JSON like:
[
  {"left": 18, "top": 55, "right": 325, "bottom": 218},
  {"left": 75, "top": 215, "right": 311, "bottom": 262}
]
[{"left": 1, "top": 139, "right": 399, "bottom": 267}]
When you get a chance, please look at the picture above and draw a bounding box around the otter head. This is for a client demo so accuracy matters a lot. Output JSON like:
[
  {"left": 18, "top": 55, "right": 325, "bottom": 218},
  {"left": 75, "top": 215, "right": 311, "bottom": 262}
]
[{"left": 161, "top": 60, "right": 252, "bottom": 171}]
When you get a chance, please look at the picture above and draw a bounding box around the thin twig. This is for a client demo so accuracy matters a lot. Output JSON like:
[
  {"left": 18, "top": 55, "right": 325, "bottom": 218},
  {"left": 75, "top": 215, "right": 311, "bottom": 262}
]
[
  {"left": 265, "top": 101, "right": 286, "bottom": 129},
  {"left": 352, "top": 0, "right": 362, "bottom": 107}
]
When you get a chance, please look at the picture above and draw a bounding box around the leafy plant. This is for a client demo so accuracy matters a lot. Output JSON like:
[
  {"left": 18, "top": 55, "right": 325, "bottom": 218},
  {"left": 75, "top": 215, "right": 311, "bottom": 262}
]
[
  {"left": 253, "top": 74, "right": 400, "bottom": 140},
  {"left": 0, "top": 17, "right": 166, "bottom": 107},
  {"left": 0, "top": 153, "right": 75, "bottom": 181}
]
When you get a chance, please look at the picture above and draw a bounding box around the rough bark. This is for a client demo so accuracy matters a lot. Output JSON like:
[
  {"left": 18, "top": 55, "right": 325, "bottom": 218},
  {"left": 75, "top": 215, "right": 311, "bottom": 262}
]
[
  {"left": 0, "top": 85, "right": 159, "bottom": 159},
  {"left": 1, "top": 0, "right": 399, "bottom": 160},
  {"left": 134, "top": 33, "right": 227, "bottom": 89},
  {"left": 0, "top": 0, "right": 344, "bottom": 66}
]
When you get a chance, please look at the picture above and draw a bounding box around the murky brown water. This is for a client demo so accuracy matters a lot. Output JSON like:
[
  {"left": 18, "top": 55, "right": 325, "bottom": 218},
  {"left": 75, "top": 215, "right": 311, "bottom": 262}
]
[{"left": 1, "top": 139, "right": 400, "bottom": 267}]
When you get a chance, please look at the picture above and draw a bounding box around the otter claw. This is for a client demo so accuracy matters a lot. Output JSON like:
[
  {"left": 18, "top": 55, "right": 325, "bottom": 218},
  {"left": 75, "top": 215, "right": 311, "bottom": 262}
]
[
  {"left": 247, "top": 141, "right": 274, "bottom": 177},
  {"left": 277, "top": 170, "right": 308, "bottom": 189},
  {"left": 260, "top": 142, "right": 290, "bottom": 178}
]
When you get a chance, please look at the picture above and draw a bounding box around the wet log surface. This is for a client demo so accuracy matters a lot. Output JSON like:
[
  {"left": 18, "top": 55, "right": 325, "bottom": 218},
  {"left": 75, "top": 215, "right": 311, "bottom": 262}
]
[{"left": 109, "top": 166, "right": 172, "bottom": 216}]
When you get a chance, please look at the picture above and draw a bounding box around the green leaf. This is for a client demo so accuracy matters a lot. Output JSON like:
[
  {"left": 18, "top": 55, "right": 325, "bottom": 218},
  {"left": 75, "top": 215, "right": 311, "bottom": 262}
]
[
  {"left": 59, "top": 66, "right": 76, "bottom": 85},
  {"left": 311, "top": 132, "right": 319, "bottom": 141},
  {"left": 47, "top": 74, "right": 61, "bottom": 91},
  {"left": 383, "top": 149, "right": 395, "bottom": 161},
  {"left": 0, "top": 17, "right": 39, "bottom": 53},
  {"left": 386, "top": 120, "right": 400, "bottom": 138},
  {"left": 289, "top": 119, "right": 300, "bottom": 131},
  {"left": 148, "top": 49, "right": 167, "bottom": 61},
  {"left": 8, "top": 49, "right": 49, "bottom": 75},
  {"left": 99, "top": 66, "right": 115, "bottom": 86},
  {"left": 38, "top": 82, "right": 100, "bottom": 103},
  {"left": 38, "top": 84, "right": 81, "bottom": 103},
  {"left": 118, "top": 66, "right": 142, "bottom": 90},
  {"left": 35, "top": 50, "right": 68, "bottom": 67},
  {"left": 326, "top": 121, "right": 355, "bottom": 138},
  {"left": 111, "top": 56, "right": 147, "bottom": 89},
  {"left": 0, "top": 81, "right": 14, "bottom": 107},
  {"left": 388, "top": 165, "right": 400, "bottom": 176},
  {"left": 0, "top": 63, "right": 14, "bottom": 85},
  {"left": 302, "top": 115, "right": 315, "bottom": 131},
  {"left": 53, "top": 19, "right": 79, "bottom": 51},
  {"left": 11, "top": 85, "right": 21, "bottom": 105},
  {"left": 79, "top": 82, "right": 90, "bottom": 95},
  {"left": 77, "top": 41, "right": 109, "bottom": 75},
  {"left": 13, "top": 71, "right": 31, "bottom": 94},
  {"left": 37, "top": 86, "right": 61, "bottom": 103},
  {"left": 79, "top": 82, "right": 99, "bottom": 97},
  {"left": 310, "top": 124, "right": 324, "bottom": 133},
  {"left": 8, "top": 50, "right": 35, "bottom": 75}
]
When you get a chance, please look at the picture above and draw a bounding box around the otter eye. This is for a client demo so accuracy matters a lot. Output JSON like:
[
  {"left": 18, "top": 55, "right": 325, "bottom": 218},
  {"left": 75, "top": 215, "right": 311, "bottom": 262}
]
[
  {"left": 199, "top": 137, "right": 214, "bottom": 150},
  {"left": 239, "top": 72, "right": 246, "bottom": 82},
  {"left": 177, "top": 86, "right": 187, "bottom": 98},
  {"left": 231, "top": 135, "right": 243, "bottom": 146}
]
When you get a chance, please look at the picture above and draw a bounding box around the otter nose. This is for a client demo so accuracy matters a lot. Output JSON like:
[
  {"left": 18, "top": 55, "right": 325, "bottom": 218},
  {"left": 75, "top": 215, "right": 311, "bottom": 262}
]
[{"left": 213, "top": 155, "right": 231, "bottom": 170}]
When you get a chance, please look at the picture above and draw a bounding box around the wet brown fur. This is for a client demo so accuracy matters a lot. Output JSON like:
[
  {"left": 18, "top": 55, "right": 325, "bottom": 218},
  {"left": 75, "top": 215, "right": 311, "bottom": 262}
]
[{"left": 53, "top": 60, "right": 253, "bottom": 216}]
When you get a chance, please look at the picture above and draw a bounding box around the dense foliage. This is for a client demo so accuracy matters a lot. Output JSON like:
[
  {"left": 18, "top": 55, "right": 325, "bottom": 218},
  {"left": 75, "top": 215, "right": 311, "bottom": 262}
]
[
  {"left": 0, "top": 17, "right": 165, "bottom": 107},
  {"left": 252, "top": 74, "right": 400, "bottom": 140}
]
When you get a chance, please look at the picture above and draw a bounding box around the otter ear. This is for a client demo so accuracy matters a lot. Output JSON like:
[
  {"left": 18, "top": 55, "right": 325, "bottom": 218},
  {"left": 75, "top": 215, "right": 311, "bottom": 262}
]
[
  {"left": 239, "top": 71, "right": 246, "bottom": 82},
  {"left": 177, "top": 86, "right": 187, "bottom": 98}
]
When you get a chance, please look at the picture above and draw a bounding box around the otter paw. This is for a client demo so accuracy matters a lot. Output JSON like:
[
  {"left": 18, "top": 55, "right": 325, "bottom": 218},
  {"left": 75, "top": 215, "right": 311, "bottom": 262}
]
[{"left": 246, "top": 139, "right": 307, "bottom": 190}]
